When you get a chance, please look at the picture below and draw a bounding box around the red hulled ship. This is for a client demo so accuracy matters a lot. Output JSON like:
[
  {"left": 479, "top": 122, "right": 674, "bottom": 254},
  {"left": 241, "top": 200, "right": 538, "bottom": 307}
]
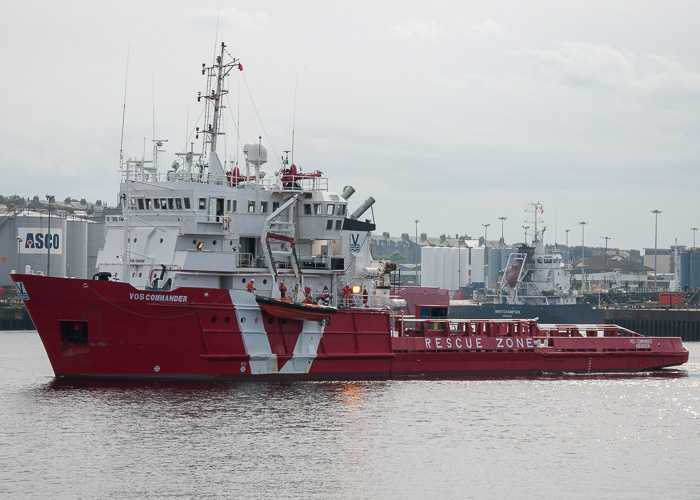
[{"left": 10, "top": 43, "right": 688, "bottom": 380}]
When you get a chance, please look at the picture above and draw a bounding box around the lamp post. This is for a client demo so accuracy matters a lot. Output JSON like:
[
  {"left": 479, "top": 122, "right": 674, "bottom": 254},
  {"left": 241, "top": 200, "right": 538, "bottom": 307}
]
[
  {"left": 601, "top": 236, "right": 610, "bottom": 290},
  {"left": 482, "top": 223, "right": 490, "bottom": 288},
  {"left": 17, "top": 236, "right": 23, "bottom": 272},
  {"left": 498, "top": 216, "right": 507, "bottom": 248},
  {"left": 458, "top": 236, "right": 462, "bottom": 290},
  {"left": 579, "top": 221, "right": 587, "bottom": 291},
  {"left": 46, "top": 194, "right": 55, "bottom": 276},
  {"left": 414, "top": 219, "right": 420, "bottom": 285},
  {"left": 692, "top": 227, "right": 698, "bottom": 250},
  {"left": 651, "top": 210, "right": 662, "bottom": 290}
]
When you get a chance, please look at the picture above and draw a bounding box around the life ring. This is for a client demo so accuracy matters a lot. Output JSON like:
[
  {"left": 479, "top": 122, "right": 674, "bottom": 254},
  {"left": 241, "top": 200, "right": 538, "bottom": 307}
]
[{"left": 223, "top": 218, "right": 229, "bottom": 230}]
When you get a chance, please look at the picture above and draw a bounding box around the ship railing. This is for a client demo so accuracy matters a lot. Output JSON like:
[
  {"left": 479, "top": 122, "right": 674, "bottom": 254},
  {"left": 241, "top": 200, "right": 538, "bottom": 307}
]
[
  {"left": 395, "top": 317, "right": 544, "bottom": 338},
  {"left": 299, "top": 255, "right": 330, "bottom": 270},
  {"left": 393, "top": 317, "right": 645, "bottom": 342},
  {"left": 236, "top": 253, "right": 254, "bottom": 268},
  {"left": 537, "top": 323, "right": 642, "bottom": 338},
  {"left": 122, "top": 169, "right": 329, "bottom": 192}
]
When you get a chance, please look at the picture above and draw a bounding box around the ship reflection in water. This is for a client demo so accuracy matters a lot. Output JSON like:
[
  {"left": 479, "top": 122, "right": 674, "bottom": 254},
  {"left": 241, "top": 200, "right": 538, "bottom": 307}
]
[{"left": 3, "top": 332, "right": 699, "bottom": 498}]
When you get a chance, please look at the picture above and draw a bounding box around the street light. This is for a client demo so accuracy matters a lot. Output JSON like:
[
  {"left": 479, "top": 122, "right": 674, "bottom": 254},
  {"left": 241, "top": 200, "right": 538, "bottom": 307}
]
[
  {"left": 46, "top": 194, "right": 55, "bottom": 276},
  {"left": 414, "top": 219, "right": 420, "bottom": 286},
  {"left": 482, "top": 223, "right": 490, "bottom": 288},
  {"left": 579, "top": 221, "right": 587, "bottom": 291},
  {"left": 458, "top": 236, "right": 462, "bottom": 290},
  {"left": 651, "top": 210, "right": 662, "bottom": 289},
  {"left": 17, "top": 236, "right": 22, "bottom": 272},
  {"left": 498, "top": 216, "right": 507, "bottom": 247},
  {"left": 692, "top": 227, "right": 698, "bottom": 250},
  {"left": 601, "top": 236, "right": 610, "bottom": 290}
]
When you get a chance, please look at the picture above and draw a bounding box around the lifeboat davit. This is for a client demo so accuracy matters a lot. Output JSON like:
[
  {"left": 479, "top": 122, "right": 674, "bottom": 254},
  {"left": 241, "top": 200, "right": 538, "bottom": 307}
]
[{"left": 255, "top": 296, "right": 338, "bottom": 321}]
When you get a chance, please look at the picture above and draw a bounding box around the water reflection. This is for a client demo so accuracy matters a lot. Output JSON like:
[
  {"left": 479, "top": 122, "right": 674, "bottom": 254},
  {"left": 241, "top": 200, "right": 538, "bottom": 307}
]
[{"left": 3, "top": 334, "right": 699, "bottom": 499}]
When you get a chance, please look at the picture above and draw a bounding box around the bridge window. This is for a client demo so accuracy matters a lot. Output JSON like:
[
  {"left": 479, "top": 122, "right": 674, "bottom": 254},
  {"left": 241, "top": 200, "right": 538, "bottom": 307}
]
[
  {"left": 175, "top": 198, "right": 183, "bottom": 210},
  {"left": 304, "top": 204, "right": 312, "bottom": 215},
  {"left": 248, "top": 201, "right": 255, "bottom": 213},
  {"left": 232, "top": 200, "right": 237, "bottom": 212},
  {"left": 227, "top": 200, "right": 231, "bottom": 211},
  {"left": 199, "top": 198, "right": 206, "bottom": 210},
  {"left": 154, "top": 199, "right": 161, "bottom": 209},
  {"left": 327, "top": 220, "right": 333, "bottom": 230},
  {"left": 337, "top": 204, "right": 346, "bottom": 216},
  {"left": 161, "top": 198, "right": 168, "bottom": 209},
  {"left": 336, "top": 220, "right": 342, "bottom": 230},
  {"left": 184, "top": 198, "right": 191, "bottom": 209},
  {"left": 137, "top": 199, "right": 144, "bottom": 210},
  {"left": 130, "top": 198, "right": 137, "bottom": 209},
  {"left": 314, "top": 203, "right": 322, "bottom": 215},
  {"left": 145, "top": 199, "right": 153, "bottom": 209},
  {"left": 168, "top": 198, "right": 174, "bottom": 209},
  {"left": 260, "top": 201, "right": 268, "bottom": 213},
  {"left": 326, "top": 204, "right": 335, "bottom": 215},
  {"left": 272, "top": 201, "right": 280, "bottom": 212}
]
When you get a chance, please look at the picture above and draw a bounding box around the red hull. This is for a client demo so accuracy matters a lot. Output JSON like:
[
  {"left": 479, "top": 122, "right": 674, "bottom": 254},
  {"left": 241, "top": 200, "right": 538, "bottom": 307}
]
[{"left": 11, "top": 274, "right": 689, "bottom": 381}]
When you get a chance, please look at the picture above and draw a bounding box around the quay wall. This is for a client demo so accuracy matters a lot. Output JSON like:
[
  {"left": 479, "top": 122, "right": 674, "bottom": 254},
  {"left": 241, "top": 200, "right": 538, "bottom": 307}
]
[{"left": 605, "top": 309, "right": 700, "bottom": 341}]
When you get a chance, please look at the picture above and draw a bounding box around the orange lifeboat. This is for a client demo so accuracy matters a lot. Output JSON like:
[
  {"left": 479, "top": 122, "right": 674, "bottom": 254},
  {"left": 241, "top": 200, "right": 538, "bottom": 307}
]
[{"left": 255, "top": 296, "right": 338, "bottom": 321}]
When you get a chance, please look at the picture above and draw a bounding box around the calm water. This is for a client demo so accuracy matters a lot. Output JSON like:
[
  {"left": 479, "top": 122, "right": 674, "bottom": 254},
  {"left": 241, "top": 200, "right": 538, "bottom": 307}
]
[{"left": 0, "top": 331, "right": 698, "bottom": 500}]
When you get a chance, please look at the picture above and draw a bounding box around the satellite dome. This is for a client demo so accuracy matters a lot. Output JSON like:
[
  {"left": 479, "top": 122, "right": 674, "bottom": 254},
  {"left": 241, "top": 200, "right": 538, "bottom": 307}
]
[{"left": 245, "top": 142, "right": 268, "bottom": 166}]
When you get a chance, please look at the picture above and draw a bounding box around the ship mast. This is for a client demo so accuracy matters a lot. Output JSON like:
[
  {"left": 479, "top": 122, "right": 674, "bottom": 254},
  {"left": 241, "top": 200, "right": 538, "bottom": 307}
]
[
  {"left": 525, "top": 202, "right": 545, "bottom": 250},
  {"left": 199, "top": 42, "right": 241, "bottom": 175}
]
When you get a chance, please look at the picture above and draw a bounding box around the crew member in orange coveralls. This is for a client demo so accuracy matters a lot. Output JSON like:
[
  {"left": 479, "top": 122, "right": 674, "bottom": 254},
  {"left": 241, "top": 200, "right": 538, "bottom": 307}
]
[
  {"left": 302, "top": 286, "right": 313, "bottom": 304},
  {"left": 342, "top": 285, "right": 352, "bottom": 307},
  {"left": 246, "top": 280, "right": 256, "bottom": 293}
]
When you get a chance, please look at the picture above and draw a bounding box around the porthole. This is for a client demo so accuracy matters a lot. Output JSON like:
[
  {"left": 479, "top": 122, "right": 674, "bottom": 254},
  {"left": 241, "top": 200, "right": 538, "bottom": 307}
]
[
  {"left": 193, "top": 239, "right": 197, "bottom": 244},
  {"left": 213, "top": 240, "right": 217, "bottom": 245},
  {"left": 211, "top": 316, "right": 218, "bottom": 323},
  {"left": 160, "top": 238, "right": 164, "bottom": 243},
  {"left": 254, "top": 317, "right": 259, "bottom": 324},
  {"left": 241, "top": 317, "right": 247, "bottom": 324},
  {"left": 262, "top": 279, "right": 268, "bottom": 285},
  {"left": 225, "top": 317, "right": 231, "bottom": 323}
]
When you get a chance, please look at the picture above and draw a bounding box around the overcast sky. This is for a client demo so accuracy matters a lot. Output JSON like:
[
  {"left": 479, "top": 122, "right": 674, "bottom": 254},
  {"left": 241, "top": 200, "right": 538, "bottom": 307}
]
[{"left": 2, "top": 1, "right": 699, "bottom": 252}]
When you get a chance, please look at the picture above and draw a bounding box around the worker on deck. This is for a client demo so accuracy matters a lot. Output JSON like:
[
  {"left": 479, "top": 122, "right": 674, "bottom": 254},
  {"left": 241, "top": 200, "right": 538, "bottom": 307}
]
[
  {"left": 302, "top": 285, "right": 313, "bottom": 304},
  {"left": 246, "top": 279, "right": 256, "bottom": 293},
  {"left": 342, "top": 285, "right": 352, "bottom": 307}
]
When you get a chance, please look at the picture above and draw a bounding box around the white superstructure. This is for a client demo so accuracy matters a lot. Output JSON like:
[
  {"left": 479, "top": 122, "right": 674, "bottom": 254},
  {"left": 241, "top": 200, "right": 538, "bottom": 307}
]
[{"left": 96, "top": 43, "right": 392, "bottom": 308}]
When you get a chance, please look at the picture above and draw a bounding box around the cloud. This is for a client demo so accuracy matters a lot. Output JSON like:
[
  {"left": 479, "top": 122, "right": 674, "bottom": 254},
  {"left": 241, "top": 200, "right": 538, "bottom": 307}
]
[
  {"left": 195, "top": 7, "right": 270, "bottom": 32},
  {"left": 391, "top": 17, "right": 445, "bottom": 43},
  {"left": 513, "top": 41, "right": 700, "bottom": 99},
  {"left": 469, "top": 18, "right": 506, "bottom": 41}
]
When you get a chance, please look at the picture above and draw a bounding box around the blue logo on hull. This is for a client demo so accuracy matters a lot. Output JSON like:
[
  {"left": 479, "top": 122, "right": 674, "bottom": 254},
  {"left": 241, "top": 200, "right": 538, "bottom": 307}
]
[{"left": 14, "top": 282, "right": 29, "bottom": 301}]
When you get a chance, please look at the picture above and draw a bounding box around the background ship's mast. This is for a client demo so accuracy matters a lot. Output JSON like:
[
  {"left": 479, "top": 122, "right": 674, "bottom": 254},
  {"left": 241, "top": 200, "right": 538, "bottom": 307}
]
[{"left": 525, "top": 201, "right": 545, "bottom": 250}]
